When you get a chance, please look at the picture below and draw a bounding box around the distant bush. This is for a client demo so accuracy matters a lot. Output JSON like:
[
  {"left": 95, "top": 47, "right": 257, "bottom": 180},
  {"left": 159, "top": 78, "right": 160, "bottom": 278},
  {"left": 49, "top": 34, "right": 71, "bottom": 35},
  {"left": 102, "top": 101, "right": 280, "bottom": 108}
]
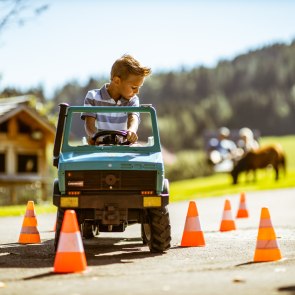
[{"left": 165, "top": 150, "right": 213, "bottom": 182}]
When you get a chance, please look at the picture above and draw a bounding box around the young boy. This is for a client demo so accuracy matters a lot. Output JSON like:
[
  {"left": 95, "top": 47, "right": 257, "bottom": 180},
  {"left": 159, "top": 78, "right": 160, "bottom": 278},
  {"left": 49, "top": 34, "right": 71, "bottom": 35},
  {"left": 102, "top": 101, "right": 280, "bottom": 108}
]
[{"left": 81, "top": 54, "right": 151, "bottom": 145}]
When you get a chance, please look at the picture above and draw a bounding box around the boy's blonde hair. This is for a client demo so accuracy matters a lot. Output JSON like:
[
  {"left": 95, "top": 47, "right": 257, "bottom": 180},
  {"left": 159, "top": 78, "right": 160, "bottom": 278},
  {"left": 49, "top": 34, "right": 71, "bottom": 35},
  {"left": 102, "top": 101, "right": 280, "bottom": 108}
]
[{"left": 111, "top": 54, "right": 151, "bottom": 80}]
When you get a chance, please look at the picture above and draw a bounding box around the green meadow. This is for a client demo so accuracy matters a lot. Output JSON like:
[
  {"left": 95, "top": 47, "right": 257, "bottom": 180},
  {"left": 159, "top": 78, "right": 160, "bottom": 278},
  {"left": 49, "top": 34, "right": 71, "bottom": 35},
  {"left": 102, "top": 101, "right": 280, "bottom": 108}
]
[
  {"left": 0, "top": 203, "right": 56, "bottom": 217},
  {"left": 0, "top": 135, "right": 294, "bottom": 216}
]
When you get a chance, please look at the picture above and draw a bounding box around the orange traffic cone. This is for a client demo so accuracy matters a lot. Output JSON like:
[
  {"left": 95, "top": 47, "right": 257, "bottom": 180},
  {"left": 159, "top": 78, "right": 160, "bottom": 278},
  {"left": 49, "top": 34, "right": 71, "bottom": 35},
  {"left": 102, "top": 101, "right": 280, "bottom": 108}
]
[
  {"left": 220, "top": 199, "right": 236, "bottom": 232},
  {"left": 236, "top": 192, "right": 249, "bottom": 218},
  {"left": 181, "top": 201, "right": 205, "bottom": 246},
  {"left": 53, "top": 210, "right": 87, "bottom": 273},
  {"left": 18, "top": 201, "right": 41, "bottom": 244},
  {"left": 254, "top": 207, "right": 282, "bottom": 262}
]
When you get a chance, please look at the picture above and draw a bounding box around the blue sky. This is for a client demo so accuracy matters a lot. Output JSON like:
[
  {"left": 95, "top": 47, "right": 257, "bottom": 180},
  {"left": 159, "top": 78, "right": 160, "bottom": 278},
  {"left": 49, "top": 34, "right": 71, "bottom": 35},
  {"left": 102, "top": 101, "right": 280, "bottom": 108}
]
[{"left": 0, "top": 0, "right": 295, "bottom": 98}]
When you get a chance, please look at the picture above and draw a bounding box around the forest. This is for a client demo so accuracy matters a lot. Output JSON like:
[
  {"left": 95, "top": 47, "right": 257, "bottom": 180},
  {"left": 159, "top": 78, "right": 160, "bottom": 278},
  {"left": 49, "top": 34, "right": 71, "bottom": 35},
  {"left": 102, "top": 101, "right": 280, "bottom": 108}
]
[{"left": 1, "top": 40, "right": 295, "bottom": 153}]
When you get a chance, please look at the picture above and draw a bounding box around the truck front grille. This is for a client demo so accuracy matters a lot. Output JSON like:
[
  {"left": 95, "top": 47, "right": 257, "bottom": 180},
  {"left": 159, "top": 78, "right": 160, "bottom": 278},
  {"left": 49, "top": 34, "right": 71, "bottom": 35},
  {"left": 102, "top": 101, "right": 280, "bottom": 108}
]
[{"left": 66, "top": 170, "right": 157, "bottom": 191}]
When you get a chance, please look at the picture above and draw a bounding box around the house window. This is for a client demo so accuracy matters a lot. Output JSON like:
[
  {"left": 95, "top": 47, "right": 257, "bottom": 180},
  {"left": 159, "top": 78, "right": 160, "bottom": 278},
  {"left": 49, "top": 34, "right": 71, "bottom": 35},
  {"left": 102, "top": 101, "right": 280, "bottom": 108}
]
[
  {"left": 17, "top": 154, "right": 38, "bottom": 173},
  {"left": 17, "top": 119, "right": 31, "bottom": 134},
  {"left": 0, "top": 154, "right": 5, "bottom": 172},
  {"left": 0, "top": 120, "right": 8, "bottom": 133}
]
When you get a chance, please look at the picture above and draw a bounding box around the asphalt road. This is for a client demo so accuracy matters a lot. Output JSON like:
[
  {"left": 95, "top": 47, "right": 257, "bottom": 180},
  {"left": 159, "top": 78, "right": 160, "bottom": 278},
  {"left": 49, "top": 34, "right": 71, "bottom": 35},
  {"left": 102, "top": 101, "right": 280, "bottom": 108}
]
[{"left": 0, "top": 188, "right": 294, "bottom": 295}]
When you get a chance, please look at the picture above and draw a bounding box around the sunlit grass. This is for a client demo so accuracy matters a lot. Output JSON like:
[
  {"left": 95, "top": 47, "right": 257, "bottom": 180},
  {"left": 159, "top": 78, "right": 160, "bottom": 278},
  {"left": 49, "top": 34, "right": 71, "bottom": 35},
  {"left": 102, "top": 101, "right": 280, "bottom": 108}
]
[
  {"left": 170, "top": 169, "right": 295, "bottom": 202},
  {"left": 0, "top": 203, "right": 56, "bottom": 217}
]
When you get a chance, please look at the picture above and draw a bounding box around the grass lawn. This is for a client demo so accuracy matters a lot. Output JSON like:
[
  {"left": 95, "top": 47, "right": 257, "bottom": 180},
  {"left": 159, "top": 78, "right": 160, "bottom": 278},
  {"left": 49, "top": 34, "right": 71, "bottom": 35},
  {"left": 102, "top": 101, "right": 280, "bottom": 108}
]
[
  {"left": 0, "top": 203, "right": 56, "bottom": 217},
  {"left": 170, "top": 169, "right": 295, "bottom": 202}
]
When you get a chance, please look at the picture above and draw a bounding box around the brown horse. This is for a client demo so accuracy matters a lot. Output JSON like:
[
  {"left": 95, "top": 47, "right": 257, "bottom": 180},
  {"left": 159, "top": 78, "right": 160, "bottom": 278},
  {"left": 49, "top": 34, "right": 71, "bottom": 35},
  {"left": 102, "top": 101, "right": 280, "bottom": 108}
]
[{"left": 231, "top": 144, "right": 286, "bottom": 184}]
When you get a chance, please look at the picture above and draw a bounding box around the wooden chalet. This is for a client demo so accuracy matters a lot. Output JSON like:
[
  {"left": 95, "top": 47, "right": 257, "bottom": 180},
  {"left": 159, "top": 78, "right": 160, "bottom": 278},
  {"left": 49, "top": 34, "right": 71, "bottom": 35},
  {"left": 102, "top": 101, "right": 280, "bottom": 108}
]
[{"left": 0, "top": 96, "right": 56, "bottom": 205}]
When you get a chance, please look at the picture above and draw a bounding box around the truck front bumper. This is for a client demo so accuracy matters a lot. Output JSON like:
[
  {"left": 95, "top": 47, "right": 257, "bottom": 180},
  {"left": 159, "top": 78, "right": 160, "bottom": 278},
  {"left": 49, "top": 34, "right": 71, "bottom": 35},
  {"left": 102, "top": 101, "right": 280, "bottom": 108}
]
[{"left": 53, "top": 193, "right": 169, "bottom": 209}]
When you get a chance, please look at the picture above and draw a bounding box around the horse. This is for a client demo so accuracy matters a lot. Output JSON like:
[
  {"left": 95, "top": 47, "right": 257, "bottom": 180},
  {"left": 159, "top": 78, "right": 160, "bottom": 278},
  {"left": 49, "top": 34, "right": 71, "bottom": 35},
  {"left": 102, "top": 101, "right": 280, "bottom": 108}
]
[{"left": 231, "top": 144, "right": 286, "bottom": 184}]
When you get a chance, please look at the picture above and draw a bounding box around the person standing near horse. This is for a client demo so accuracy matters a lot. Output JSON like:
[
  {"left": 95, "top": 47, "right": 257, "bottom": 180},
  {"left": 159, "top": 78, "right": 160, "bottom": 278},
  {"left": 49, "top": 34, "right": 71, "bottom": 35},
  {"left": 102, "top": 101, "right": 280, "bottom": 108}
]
[
  {"left": 237, "top": 127, "right": 259, "bottom": 154},
  {"left": 208, "top": 127, "right": 238, "bottom": 164}
]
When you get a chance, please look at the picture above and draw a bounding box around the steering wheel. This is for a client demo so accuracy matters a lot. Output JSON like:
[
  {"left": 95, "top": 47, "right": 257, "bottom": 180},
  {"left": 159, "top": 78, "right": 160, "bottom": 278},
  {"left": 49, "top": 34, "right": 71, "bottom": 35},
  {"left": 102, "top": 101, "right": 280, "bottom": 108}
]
[{"left": 92, "top": 130, "right": 130, "bottom": 145}]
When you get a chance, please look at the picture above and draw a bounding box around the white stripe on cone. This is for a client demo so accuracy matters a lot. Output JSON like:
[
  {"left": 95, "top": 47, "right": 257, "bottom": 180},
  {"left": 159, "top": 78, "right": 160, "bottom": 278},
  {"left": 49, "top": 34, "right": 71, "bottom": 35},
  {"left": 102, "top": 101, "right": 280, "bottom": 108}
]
[
  {"left": 256, "top": 239, "right": 279, "bottom": 249},
  {"left": 57, "top": 232, "right": 84, "bottom": 253},
  {"left": 222, "top": 210, "right": 233, "bottom": 221},
  {"left": 259, "top": 218, "right": 273, "bottom": 228},
  {"left": 184, "top": 216, "right": 201, "bottom": 232}
]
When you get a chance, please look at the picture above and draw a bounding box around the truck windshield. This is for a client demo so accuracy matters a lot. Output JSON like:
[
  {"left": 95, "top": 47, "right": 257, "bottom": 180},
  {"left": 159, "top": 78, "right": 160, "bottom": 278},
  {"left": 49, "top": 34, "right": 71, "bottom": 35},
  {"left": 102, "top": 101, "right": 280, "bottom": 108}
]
[{"left": 68, "top": 111, "right": 154, "bottom": 148}]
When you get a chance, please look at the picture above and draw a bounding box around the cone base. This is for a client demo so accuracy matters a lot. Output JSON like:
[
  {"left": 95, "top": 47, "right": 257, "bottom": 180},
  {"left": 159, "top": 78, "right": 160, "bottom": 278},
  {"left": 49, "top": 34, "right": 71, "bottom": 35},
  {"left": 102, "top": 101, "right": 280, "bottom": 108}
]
[
  {"left": 220, "top": 220, "right": 236, "bottom": 232},
  {"left": 236, "top": 210, "right": 249, "bottom": 218},
  {"left": 181, "top": 231, "right": 205, "bottom": 247},
  {"left": 19, "top": 234, "right": 41, "bottom": 244},
  {"left": 54, "top": 252, "right": 87, "bottom": 273},
  {"left": 254, "top": 248, "right": 282, "bottom": 262}
]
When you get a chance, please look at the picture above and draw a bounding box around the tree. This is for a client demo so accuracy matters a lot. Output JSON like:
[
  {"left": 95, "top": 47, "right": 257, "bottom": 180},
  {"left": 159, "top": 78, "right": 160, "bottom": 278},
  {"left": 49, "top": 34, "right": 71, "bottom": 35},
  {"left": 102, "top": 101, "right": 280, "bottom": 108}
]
[{"left": 0, "top": 0, "right": 48, "bottom": 35}]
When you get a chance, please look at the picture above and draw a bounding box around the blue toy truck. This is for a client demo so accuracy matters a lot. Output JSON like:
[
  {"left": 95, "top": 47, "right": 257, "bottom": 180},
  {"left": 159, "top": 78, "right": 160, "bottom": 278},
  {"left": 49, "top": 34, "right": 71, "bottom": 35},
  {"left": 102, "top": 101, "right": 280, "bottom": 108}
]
[{"left": 52, "top": 103, "right": 171, "bottom": 253}]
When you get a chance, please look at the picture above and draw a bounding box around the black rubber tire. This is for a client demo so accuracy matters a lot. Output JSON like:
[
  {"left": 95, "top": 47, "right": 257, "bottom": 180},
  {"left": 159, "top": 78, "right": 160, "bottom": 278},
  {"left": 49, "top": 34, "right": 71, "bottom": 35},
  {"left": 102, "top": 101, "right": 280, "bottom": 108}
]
[
  {"left": 142, "top": 206, "right": 171, "bottom": 253},
  {"left": 54, "top": 208, "right": 65, "bottom": 251},
  {"left": 53, "top": 180, "right": 63, "bottom": 252},
  {"left": 141, "top": 223, "right": 149, "bottom": 245},
  {"left": 82, "top": 221, "right": 95, "bottom": 239}
]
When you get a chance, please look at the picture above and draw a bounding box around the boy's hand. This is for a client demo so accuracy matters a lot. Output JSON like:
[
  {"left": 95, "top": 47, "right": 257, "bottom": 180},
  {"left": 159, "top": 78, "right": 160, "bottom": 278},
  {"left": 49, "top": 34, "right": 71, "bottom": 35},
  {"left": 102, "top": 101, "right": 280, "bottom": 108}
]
[
  {"left": 87, "top": 136, "right": 96, "bottom": 145},
  {"left": 127, "top": 130, "right": 138, "bottom": 143}
]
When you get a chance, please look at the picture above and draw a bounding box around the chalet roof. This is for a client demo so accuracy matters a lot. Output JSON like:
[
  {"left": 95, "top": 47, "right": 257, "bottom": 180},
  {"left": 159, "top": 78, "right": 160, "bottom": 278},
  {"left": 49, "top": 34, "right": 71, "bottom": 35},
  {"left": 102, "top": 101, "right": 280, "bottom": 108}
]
[
  {"left": 0, "top": 95, "right": 56, "bottom": 135},
  {"left": 0, "top": 95, "right": 29, "bottom": 117}
]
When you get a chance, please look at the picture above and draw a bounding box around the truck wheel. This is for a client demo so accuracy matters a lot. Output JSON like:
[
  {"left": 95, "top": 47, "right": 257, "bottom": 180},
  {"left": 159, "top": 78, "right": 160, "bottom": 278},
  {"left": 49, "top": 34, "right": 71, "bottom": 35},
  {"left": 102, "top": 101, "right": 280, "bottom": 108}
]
[
  {"left": 54, "top": 208, "right": 65, "bottom": 251},
  {"left": 82, "top": 222, "right": 94, "bottom": 239},
  {"left": 142, "top": 206, "right": 171, "bottom": 253},
  {"left": 81, "top": 221, "right": 99, "bottom": 239},
  {"left": 141, "top": 223, "right": 150, "bottom": 245}
]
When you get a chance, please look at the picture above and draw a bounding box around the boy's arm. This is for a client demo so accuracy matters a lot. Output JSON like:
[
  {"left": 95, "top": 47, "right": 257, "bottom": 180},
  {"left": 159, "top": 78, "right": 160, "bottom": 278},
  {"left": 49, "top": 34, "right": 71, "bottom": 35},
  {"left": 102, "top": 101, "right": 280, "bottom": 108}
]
[
  {"left": 127, "top": 114, "right": 139, "bottom": 143},
  {"left": 85, "top": 116, "right": 97, "bottom": 145}
]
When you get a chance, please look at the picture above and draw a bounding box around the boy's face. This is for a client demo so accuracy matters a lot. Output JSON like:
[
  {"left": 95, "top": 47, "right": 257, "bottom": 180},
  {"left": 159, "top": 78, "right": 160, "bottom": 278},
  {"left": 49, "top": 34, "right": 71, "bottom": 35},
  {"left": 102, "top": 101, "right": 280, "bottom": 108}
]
[{"left": 116, "top": 74, "right": 145, "bottom": 100}]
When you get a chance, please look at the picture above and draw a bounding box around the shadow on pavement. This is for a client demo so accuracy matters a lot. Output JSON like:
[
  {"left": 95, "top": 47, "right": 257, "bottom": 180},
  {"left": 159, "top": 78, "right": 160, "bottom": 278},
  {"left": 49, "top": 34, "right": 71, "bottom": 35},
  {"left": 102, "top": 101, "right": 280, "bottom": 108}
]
[
  {"left": 0, "top": 236, "right": 163, "bottom": 270},
  {"left": 84, "top": 236, "right": 163, "bottom": 266},
  {"left": 235, "top": 260, "right": 280, "bottom": 267},
  {"left": 277, "top": 285, "right": 295, "bottom": 294},
  {"left": 23, "top": 272, "right": 56, "bottom": 280},
  {"left": 235, "top": 261, "right": 257, "bottom": 266},
  {"left": 0, "top": 240, "right": 54, "bottom": 268}
]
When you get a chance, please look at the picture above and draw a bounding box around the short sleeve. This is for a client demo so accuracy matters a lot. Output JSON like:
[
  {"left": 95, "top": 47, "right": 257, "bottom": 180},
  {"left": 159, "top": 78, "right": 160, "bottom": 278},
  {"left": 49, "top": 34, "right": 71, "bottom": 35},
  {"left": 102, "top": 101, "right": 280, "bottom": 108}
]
[
  {"left": 81, "top": 91, "right": 97, "bottom": 120},
  {"left": 128, "top": 96, "right": 140, "bottom": 120}
]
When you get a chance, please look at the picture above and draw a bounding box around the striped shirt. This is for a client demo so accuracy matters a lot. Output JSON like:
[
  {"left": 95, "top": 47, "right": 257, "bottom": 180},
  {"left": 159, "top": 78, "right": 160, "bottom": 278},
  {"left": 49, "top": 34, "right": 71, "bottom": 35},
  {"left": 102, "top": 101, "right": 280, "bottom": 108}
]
[{"left": 81, "top": 84, "right": 139, "bottom": 130}]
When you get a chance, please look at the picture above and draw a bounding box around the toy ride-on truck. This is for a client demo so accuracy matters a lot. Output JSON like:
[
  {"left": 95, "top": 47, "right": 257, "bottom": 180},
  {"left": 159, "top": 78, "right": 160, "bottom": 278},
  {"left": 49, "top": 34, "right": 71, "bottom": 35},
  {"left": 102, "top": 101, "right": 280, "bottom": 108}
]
[{"left": 52, "top": 103, "right": 171, "bottom": 253}]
